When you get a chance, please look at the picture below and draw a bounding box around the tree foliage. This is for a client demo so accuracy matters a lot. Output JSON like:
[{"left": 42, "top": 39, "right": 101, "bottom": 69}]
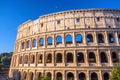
[{"left": 110, "top": 63, "right": 120, "bottom": 80}]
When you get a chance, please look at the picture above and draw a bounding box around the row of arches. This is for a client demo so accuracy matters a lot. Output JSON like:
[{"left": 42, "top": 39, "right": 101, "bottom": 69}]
[
  {"left": 19, "top": 51, "right": 119, "bottom": 64},
  {"left": 20, "top": 71, "right": 110, "bottom": 80},
  {"left": 21, "top": 33, "right": 120, "bottom": 49}
]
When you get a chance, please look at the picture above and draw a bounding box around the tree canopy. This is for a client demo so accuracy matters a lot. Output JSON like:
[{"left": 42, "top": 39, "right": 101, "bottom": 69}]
[{"left": 110, "top": 63, "right": 120, "bottom": 80}]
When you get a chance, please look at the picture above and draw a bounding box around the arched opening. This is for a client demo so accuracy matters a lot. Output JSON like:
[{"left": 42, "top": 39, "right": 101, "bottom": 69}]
[
  {"left": 38, "top": 54, "right": 42, "bottom": 63},
  {"left": 39, "top": 38, "right": 44, "bottom": 46},
  {"left": 19, "top": 56, "right": 22, "bottom": 64},
  {"left": 98, "top": 34, "right": 104, "bottom": 43},
  {"left": 118, "top": 34, "right": 120, "bottom": 43},
  {"left": 79, "top": 72, "right": 86, "bottom": 80},
  {"left": 108, "top": 34, "right": 115, "bottom": 43},
  {"left": 56, "top": 36, "right": 62, "bottom": 44},
  {"left": 103, "top": 72, "right": 109, "bottom": 80},
  {"left": 86, "top": 34, "right": 93, "bottom": 42},
  {"left": 47, "top": 54, "right": 52, "bottom": 63},
  {"left": 48, "top": 37, "right": 53, "bottom": 45},
  {"left": 76, "top": 34, "right": 82, "bottom": 43},
  {"left": 29, "top": 72, "right": 34, "bottom": 80},
  {"left": 30, "top": 55, "right": 35, "bottom": 63},
  {"left": 47, "top": 72, "right": 52, "bottom": 80},
  {"left": 56, "top": 72, "right": 62, "bottom": 80},
  {"left": 56, "top": 53, "right": 62, "bottom": 63},
  {"left": 65, "top": 35, "right": 73, "bottom": 44},
  {"left": 91, "top": 72, "right": 98, "bottom": 80},
  {"left": 24, "top": 55, "right": 28, "bottom": 64},
  {"left": 67, "top": 53, "right": 73, "bottom": 63},
  {"left": 88, "top": 52, "right": 96, "bottom": 63},
  {"left": 67, "top": 72, "right": 74, "bottom": 80},
  {"left": 21, "top": 42, "right": 25, "bottom": 49},
  {"left": 100, "top": 52, "right": 108, "bottom": 63},
  {"left": 38, "top": 72, "right": 42, "bottom": 80},
  {"left": 23, "top": 72, "right": 27, "bottom": 80},
  {"left": 77, "top": 52, "right": 84, "bottom": 63},
  {"left": 32, "top": 39, "right": 37, "bottom": 47},
  {"left": 111, "top": 52, "right": 118, "bottom": 63},
  {"left": 26, "top": 40, "right": 30, "bottom": 48}
]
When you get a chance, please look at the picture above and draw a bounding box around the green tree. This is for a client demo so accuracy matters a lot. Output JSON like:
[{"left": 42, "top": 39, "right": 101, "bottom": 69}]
[{"left": 110, "top": 63, "right": 120, "bottom": 80}]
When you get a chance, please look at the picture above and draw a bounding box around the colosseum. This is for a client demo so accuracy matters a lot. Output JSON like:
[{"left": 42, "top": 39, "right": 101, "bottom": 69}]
[{"left": 9, "top": 8, "right": 120, "bottom": 80}]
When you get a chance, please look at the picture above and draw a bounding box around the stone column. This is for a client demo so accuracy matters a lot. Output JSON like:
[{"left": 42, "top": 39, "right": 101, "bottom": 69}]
[
  {"left": 85, "top": 50, "right": 89, "bottom": 66},
  {"left": 115, "top": 32, "right": 119, "bottom": 45},
  {"left": 83, "top": 32, "right": 87, "bottom": 45},
  {"left": 63, "top": 71, "right": 66, "bottom": 80},
  {"left": 52, "top": 71, "right": 54, "bottom": 80},
  {"left": 36, "top": 36, "right": 39, "bottom": 49},
  {"left": 35, "top": 52, "right": 38, "bottom": 67},
  {"left": 99, "top": 70, "right": 102, "bottom": 80},
  {"left": 74, "top": 50, "right": 77, "bottom": 66},
  {"left": 112, "top": 18, "right": 116, "bottom": 28},
  {"left": 86, "top": 70, "right": 89, "bottom": 80},
  {"left": 108, "top": 50, "right": 113, "bottom": 66},
  {"left": 52, "top": 51, "right": 55, "bottom": 66},
  {"left": 105, "top": 31, "right": 109, "bottom": 46},
  {"left": 33, "top": 71, "right": 36, "bottom": 80},
  {"left": 63, "top": 33, "right": 65, "bottom": 47},
  {"left": 74, "top": 71, "right": 77, "bottom": 80},
  {"left": 97, "top": 49, "right": 101, "bottom": 66},
  {"left": 94, "top": 32, "right": 98, "bottom": 45},
  {"left": 103, "top": 16, "right": 107, "bottom": 27},
  {"left": 73, "top": 32, "right": 76, "bottom": 46}
]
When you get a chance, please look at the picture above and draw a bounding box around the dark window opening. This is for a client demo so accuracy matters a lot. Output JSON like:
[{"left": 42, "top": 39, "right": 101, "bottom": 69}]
[
  {"left": 67, "top": 53, "right": 73, "bottom": 63},
  {"left": 67, "top": 72, "right": 74, "bottom": 80},
  {"left": 39, "top": 38, "right": 44, "bottom": 46},
  {"left": 56, "top": 53, "right": 62, "bottom": 63},
  {"left": 108, "top": 34, "right": 115, "bottom": 43},
  {"left": 112, "top": 52, "right": 118, "bottom": 63},
  {"left": 88, "top": 52, "right": 96, "bottom": 63},
  {"left": 77, "top": 52, "right": 84, "bottom": 63},
  {"left": 100, "top": 52, "right": 108, "bottom": 63},
  {"left": 47, "top": 54, "right": 52, "bottom": 63},
  {"left": 98, "top": 34, "right": 104, "bottom": 43},
  {"left": 86, "top": 34, "right": 93, "bottom": 42},
  {"left": 79, "top": 73, "right": 86, "bottom": 80},
  {"left": 57, "top": 20, "right": 61, "bottom": 24},
  {"left": 76, "top": 18, "right": 80, "bottom": 22},
  {"left": 91, "top": 73, "right": 98, "bottom": 80}
]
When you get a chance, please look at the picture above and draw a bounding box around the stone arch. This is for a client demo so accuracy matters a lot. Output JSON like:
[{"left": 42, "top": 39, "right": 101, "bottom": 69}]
[
  {"left": 108, "top": 33, "right": 115, "bottom": 43},
  {"left": 56, "top": 72, "right": 62, "bottom": 80},
  {"left": 47, "top": 37, "right": 53, "bottom": 45},
  {"left": 88, "top": 52, "right": 96, "bottom": 63},
  {"left": 77, "top": 52, "right": 84, "bottom": 63},
  {"left": 76, "top": 34, "right": 83, "bottom": 43},
  {"left": 32, "top": 39, "right": 37, "bottom": 47},
  {"left": 47, "top": 72, "right": 52, "bottom": 80},
  {"left": 103, "top": 72, "right": 109, "bottom": 80},
  {"left": 37, "top": 72, "right": 42, "bottom": 80},
  {"left": 56, "top": 36, "right": 62, "bottom": 44},
  {"left": 111, "top": 52, "right": 118, "bottom": 62},
  {"left": 26, "top": 40, "right": 30, "bottom": 48},
  {"left": 21, "top": 42, "right": 25, "bottom": 49},
  {"left": 98, "top": 33, "right": 104, "bottom": 43},
  {"left": 91, "top": 72, "right": 98, "bottom": 80},
  {"left": 47, "top": 53, "right": 52, "bottom": 63},
  {"left": 65, "top": 34, "right": 73, "bottom": 44},
  {"left": 19, "top": 56, "right": 22, "bottom": 64},
  {"left": 39, "top": 38, "right": 44, "bottom": 46},
  {"left": 67, "top": 53, "right": 73, "bottom": 63},
  {"left": 67, "top": 72, "right": 74, "bottom": 80},
  {"left": 24, "top": 55, "right": 28, "bottom": 64},
  {"left": 100, "top": 52, "right": 108, "bottom": 63},
  {"left": 30, "top": 54, "right": 35, "bottom": 63},
  {"left": 29, "top": 72, "right": 34, "bottom": 80},
  {"left": 56, "top": 53, "right": 62, "bottom": 63},
  {"left": 86, "top": 34, "right": 93, "bottom": 42},
  {"left": 23, "top": 71, "right": 27, "bottom": 80},
  {"left": 38, "top": 54, "right": 42, "bottom": 63},
  {"left": 79, "top": 72, "right": 86, "bottom": 80}
]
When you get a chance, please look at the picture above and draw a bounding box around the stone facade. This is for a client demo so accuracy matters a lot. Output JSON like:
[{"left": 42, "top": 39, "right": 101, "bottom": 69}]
[{"left": 9, "top": 9, "right": 120, "bottom": 80}]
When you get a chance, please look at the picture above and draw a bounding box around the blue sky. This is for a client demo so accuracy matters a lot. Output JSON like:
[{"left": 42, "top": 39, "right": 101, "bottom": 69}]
[{"left": 0, "top": 0, "right": 120, "bottom": 53}]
